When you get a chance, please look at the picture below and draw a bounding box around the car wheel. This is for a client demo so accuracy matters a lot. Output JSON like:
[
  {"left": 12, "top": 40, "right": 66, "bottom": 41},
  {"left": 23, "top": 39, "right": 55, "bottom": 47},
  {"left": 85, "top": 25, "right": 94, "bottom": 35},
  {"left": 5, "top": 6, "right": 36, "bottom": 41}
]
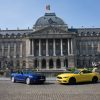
[
  {"left": 11, "top": 77, "right": 16, "bottom": 83},
  {"left": 92, "top": 76, "right": 98, "bottom": 83},
  {"left": 26, "top": 78, "right": 31, "bottom": 85},
  {"left": 69, "top": 77, "right": 76, "bottom": 85}
]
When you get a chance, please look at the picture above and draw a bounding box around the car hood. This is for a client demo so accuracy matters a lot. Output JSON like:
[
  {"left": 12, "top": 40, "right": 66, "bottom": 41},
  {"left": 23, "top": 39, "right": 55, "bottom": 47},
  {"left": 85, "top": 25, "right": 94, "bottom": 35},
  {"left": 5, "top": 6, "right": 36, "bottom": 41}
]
[
  {"left": 30, "top": 73, "right": 44, "bottom": 77},
  {"left": 57, "top": 73, "right": 75, "bottom": 77}
]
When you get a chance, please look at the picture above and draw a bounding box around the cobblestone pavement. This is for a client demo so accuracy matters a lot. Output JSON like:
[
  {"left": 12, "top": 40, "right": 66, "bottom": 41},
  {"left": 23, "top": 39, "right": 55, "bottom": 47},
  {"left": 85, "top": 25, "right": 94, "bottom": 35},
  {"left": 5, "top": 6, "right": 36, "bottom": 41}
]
[{"left": 0, "top": 80, "right": 100, "bottom": 100}]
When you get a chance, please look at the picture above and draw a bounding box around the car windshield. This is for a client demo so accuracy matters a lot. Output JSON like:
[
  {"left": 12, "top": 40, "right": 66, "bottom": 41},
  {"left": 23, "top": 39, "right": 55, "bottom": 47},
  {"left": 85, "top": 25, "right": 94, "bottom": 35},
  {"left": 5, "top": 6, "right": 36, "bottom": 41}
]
[{"left": 74, "top": 70, "right": 80, "bottom": 74}]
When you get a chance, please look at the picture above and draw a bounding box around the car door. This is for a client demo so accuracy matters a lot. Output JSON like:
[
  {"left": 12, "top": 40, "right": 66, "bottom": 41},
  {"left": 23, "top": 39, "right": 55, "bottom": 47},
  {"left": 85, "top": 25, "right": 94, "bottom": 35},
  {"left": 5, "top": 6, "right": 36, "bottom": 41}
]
[
  {"left": 79, "top": 70, "right": 92, "bottom": 82},
  {"left": 15, "top": 71, "right": 25, "bottom": 81}
]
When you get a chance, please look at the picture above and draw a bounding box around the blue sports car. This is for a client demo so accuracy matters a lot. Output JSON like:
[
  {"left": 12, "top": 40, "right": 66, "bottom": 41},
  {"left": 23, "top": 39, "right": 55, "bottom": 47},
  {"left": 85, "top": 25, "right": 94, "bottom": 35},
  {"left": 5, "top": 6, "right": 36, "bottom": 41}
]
[{"left": 11, "top": 70, "right": 46, "bottom": 85}]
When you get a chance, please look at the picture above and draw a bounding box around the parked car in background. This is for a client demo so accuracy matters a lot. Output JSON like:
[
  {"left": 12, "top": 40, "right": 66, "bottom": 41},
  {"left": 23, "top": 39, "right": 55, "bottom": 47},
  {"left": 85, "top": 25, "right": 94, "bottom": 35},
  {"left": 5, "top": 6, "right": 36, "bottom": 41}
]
[
  {"left": 57, "top": 69, "right": 100, "bottom": 85},
  {"left": 11, "top": 69, "right": 46, "bottom": 85}
]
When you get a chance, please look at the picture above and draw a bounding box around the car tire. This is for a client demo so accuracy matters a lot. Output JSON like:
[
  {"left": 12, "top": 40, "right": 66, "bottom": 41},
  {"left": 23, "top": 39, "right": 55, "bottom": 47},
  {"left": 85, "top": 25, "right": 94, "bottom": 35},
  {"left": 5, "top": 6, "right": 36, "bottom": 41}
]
[
  {"left": 92, "top": 76, "right": 98, "bottom": 83},
  {"left": 69, "top": 77, "right": 76, "bottom": 85},
  {"left": 11, "top": 77, "right": 16, "bottom": 83},
  {"left": 26, "top": 78, "right": 31, "bottom": 85}
]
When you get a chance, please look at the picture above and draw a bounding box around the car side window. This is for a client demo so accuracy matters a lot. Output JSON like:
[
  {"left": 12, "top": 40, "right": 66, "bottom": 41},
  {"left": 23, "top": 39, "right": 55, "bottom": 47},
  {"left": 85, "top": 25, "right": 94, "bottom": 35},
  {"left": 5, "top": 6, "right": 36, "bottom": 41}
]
[{"left": 81, "top": 70, "right": 91, "bottom": 74}]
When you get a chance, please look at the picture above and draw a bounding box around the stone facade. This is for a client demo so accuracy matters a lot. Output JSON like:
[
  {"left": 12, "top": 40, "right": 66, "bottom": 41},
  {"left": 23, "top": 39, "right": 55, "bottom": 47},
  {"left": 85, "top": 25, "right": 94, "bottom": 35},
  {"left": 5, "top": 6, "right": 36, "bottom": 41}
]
[{"left": 0, "top": 12, "right": 100, "bottom": 70}]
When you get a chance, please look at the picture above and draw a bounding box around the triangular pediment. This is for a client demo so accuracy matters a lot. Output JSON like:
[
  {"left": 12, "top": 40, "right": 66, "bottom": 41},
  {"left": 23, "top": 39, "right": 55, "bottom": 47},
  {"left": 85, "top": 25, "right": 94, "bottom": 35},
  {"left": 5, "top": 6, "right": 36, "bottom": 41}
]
[{"left": 31, "top": 26, "right": 68, "bottom": 35}]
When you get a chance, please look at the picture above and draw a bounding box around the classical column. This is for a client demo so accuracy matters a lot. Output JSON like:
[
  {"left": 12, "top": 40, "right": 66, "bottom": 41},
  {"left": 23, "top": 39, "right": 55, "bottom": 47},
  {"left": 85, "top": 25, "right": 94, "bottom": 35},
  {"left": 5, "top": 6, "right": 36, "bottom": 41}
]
[
  {"left": 26, "top": 39, "right": 30, "bottom": 56},
  {"left": 68, "top": 39, "right": 70, "bottom": 55},
  {"left": 46, "top": 39, "right": 49, "bottom": 56},
  {"left": 32, "top": 40, "right": 34, "bottom": 56},
  {"left": 71, "top": 39, "right": 73, "bottom": 54},
  {"left": 20, "top": 43, "right": 22, "bottom": 57},
  {"left": 53, "top": 39, "right": 56, "bottom": 56},
  {"left": 7, "top": 44, "right": 10, "bottom": 58},
  {"left": 61, "top": 39, "right": 63, "bottom": 56},
  {"left": 30, "top": 39, "right": 32, "bottom": 55},
  {"left": 39, "top": 39, "right": 41, "bottom": 56},
  {"left": 14, "top": 43, "right": 16, "bottom": 58}
]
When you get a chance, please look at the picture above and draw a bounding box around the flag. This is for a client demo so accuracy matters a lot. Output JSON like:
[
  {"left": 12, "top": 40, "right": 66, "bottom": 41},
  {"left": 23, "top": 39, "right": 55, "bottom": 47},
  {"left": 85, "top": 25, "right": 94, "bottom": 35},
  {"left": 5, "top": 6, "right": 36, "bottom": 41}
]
[{"left": 46, "top": 5, "right": 50, "bottom": 10}]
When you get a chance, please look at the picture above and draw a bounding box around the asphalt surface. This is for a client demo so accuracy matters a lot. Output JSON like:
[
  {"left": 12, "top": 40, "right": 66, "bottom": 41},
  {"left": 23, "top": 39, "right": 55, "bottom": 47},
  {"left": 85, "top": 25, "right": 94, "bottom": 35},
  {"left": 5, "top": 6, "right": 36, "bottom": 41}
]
[{"left": 0, "top": 78, "right": 100, "bottom": 100}]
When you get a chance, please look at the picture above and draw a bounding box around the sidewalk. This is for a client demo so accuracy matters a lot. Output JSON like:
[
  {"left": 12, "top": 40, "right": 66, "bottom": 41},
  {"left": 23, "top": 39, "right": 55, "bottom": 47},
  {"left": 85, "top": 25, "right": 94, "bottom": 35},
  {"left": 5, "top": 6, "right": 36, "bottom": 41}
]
[{"left": 0, "top": 77, "right": 10, "bottom": 81}]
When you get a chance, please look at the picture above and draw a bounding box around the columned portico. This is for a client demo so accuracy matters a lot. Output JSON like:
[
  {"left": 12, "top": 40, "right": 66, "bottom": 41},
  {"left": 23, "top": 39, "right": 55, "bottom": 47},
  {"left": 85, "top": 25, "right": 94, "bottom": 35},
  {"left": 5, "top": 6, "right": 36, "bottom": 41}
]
[
  {"left": 27, "top": 38, "right": 75, "bottom": 69},
  {"left": 30, "top": 38, "right": 74, "bottom": 57}
]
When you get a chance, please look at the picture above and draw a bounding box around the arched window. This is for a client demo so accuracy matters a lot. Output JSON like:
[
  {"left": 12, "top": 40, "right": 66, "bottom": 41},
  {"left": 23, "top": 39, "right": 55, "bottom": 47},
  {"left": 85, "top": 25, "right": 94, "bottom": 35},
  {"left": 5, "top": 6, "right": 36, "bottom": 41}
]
[
  {"left": 16, "top": 60, "right": 20, "bottom": 67},
  {"left": 64, "top": 59, "right": 68, "bottom": 68},
  {"left": 49, "top": 59, "right": 53, "bottom": 69},
  {"left": 42, "top": 59, "right": 46, "bottom": 69},
  {"left": 7, "top": 60, "right": 13, "bottom": 69},
  {"left": 56, "top": 59, "right": 61, "bottom": 68},
  {"left": 22, "top": 61, "right": 26, "bottom": 67},
  {"left": 77, "top": 59, "right": 80, "bottom": 68},
  {"left": 34, "top": 59, "right": 38, "bottom": 69},
  {"left": 10, "top": 60, "right": 13, "bottom": 67}
]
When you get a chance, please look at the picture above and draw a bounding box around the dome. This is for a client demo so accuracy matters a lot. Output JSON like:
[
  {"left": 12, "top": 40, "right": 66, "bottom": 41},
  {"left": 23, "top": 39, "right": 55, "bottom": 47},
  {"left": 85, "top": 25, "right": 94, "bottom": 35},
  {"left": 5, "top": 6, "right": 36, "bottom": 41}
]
[{"left": 35, "top": 13, "right": 65, "bottom": 26}]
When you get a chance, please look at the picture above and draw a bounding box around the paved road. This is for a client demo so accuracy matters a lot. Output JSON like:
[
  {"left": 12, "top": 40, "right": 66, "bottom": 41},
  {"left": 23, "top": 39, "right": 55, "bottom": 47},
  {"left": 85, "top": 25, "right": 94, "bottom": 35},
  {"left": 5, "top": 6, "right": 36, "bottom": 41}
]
[{"left": 0, "top": 80, "right": 100, "bottom": 100}]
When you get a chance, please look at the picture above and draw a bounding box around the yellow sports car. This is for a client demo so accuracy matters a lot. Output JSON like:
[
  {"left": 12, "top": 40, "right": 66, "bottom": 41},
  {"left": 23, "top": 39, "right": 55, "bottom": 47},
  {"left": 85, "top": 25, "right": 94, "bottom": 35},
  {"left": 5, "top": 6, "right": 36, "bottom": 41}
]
[{"left": 57, "top": 69, "right": 100, "bottom": 84}]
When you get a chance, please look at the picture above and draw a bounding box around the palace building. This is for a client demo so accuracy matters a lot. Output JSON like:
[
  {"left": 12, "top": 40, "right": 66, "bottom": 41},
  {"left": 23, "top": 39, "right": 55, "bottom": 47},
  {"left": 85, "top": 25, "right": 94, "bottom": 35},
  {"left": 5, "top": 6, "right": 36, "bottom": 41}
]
[{"left": 0, "top": 12, "right": 100, "bottom": 70}]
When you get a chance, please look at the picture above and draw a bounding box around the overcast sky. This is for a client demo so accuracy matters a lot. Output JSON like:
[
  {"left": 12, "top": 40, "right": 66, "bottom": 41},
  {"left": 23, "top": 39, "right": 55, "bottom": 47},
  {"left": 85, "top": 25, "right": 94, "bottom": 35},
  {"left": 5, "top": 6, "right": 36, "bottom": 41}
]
[{"left": 0, "top": 0, "right": 100, "bottom": 29}]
